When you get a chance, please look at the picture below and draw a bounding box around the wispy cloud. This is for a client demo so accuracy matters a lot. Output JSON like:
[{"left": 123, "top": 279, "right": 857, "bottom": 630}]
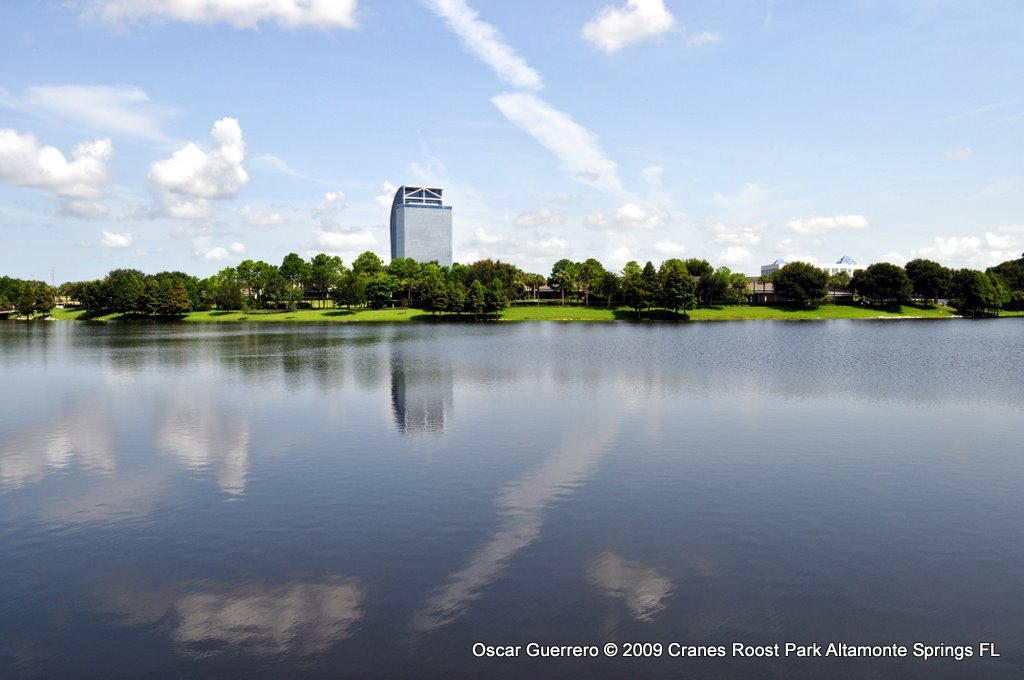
[
  {"left": 84, "top": 0, "right": 359, "bottom": 30},
  {"left": 582, "top": 0, "right": 676, "bottom": 54},
  {"left": 943, "top": 147, "right": 973, "bottom": 161},
  {"left": 423, "top": 0, "right": 542, "bottom": 90},
  {"left": 786, "top": 214, "right": 868, "bottom": 235},
  {"left": 492, "top": 93, "right": 623, "bottom": 194},
  {"left": 686, "top": 31, "right": 720, "bottom": 46},
  {"left": 0, "top": 85, "right": 175, "bottom": 142}
]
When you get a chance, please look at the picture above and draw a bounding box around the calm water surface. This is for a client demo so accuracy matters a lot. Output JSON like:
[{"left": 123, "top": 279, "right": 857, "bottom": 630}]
[{"left": 1, "top": 320, "right": 1022, "bottom": 679}]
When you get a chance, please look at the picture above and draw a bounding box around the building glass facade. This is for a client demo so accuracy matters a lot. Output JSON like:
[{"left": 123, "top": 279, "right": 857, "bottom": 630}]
[{"left": 390, "top": 186, "right": 453, "bottom": 266}]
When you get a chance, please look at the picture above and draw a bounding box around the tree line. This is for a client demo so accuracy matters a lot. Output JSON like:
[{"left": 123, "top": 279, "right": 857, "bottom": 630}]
[
  {"left": 769, "top": 257, "right": 1024, "bottom": 316},
  {"left": 3, "top": 251, "right": 1023, "bottom": 319}
]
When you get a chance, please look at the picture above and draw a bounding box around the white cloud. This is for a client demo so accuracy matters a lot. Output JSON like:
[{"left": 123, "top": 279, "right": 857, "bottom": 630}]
[
  {"left": 582, "top": 0, "right": 676, "bottom": 54},
  {"left": 516, "top": 207, "right": 566, "bottom": 228},
  {"left": 149, "top": 117, "right": 248, "bottom": 219},
  {"left": 192, "top": 236, "right": 244, "bottom": 261},
  {"left": 313, "top": 191, "right": 346, "bottom": 229},
  {"left": 313, "top": 229, "right": 376, "bottom": 253},
  {"left": 973, "top": 178, "right": 1014, "bottom": 199},
  {"left": 686, "top": 31, "right": 720, "bottom": 46},
  {"left": 472, "top": 227, "right": 510, "bottom": 246},
  {"left": 424, "top": 0, "right": 543, "bottom": 90},
  {"left": 586, "top": 202, "right": 666, "bottom": 230},
  {"left": 944, "top": 147, "right": 973, "bottom": 161},
  {"left": 717, "top": 246, "right": 752, "bottom": 267},
  {"left": 654, "top": 239, "right": 685, "bottom": 255},
  {"left": 710, "top": 221, "right": 762, "bottom": 246},
  {"left": 239, "top": 204, "right": 287, "bottom": 227},
  {"left": 62, "top": 199, "right": 109, "bottom": 218},
  {"left": 995, "top": 224, "right": 1024, "bottom": 234},
  {"left": 5, "top": 85, "right": 174, "bottom": 142},
  {"left": 0, "top": 129, "right": 112, "bottom": 198},
  {"left": 100, "top": 230, "right": 133, "bottom": 248},
  {"left": 86, "top": 0, "right": 359, "bottom": 29},
  {"left": 911, "top": 233, "right": 1023, "bottom": 267},
  {"left": 527, "top": 236, "right": 568, "bottom": 256},
  {"left": 641, "top": 165, "right": 663, "bottom": 187},
  {"left": 375, "top": 181, "right": 398, "bottom": 214},
  {"left": 880, "top": 251, "right": 907, "bottom": 265},
  {"left": 492, "top": 93, "right": 623, "bottom": 194},
  {"left": 786, "top": 214, "right": 868, "bottom": 234}
]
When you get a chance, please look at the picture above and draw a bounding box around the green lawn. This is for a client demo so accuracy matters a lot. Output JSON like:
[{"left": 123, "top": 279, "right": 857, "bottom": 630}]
[{"left": 43, "top": 302, "right": 971, "bottom": 323}]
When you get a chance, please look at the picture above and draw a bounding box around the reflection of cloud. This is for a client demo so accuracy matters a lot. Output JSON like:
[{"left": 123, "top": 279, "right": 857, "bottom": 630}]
[
  {"left": 155, "top": 393, "right": 250, "bottom": 495},
  {"left": 107, "top": 578, "right": 363, "bottom": 658},
  {"left": 412, "top": 419, "right": 623, "bottom": 632},
  {"left": 585, "top": 551, "right": 672, "bottom": 622},
  {"left": 0, "top": 399, "right": 115, "bottom": 489}
]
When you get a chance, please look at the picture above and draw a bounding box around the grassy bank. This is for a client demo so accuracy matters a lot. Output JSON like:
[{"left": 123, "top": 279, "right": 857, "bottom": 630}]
[{"left": 43, "top": 302, "right": 967, "bottom": 323}]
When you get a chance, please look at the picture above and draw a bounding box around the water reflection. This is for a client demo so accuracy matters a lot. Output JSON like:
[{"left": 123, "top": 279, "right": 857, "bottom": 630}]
[
  {"left": 0, "top": 398, "right": 115, "bottom": 489},
  {"left": 390, "top": 345, "right": 453, "bottom": 435},
  {"left": 106, "top": 577, "right": 364, "bottom": 658},
  {"left": 155, "top": 391, "right": 251, "bottom": 496},
  {"left": 412, "top": 417, "right": 624, "bottom": 632},
  {"left": 585, "top": 551, "right": 673, "bottom": 622}
]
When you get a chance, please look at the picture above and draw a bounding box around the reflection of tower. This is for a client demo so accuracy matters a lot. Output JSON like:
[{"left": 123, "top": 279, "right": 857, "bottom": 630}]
[{"left": 390, "top": 345, "right": 454, "bottom": 435}]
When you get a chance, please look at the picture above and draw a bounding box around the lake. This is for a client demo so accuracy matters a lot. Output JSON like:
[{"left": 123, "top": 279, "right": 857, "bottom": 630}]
[{"left": 1, "top": 319, "right": 1022, "bottom": 678}]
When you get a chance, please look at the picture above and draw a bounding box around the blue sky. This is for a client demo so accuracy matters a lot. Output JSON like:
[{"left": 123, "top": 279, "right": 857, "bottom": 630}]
[{"left": 1, "top": 0, "right": 1022, "bottom": 282}]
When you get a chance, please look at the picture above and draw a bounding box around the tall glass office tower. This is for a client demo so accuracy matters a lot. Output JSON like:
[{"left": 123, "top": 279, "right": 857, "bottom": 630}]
[{"left": 389, "top": 186, "right": 453, "bottom": 266}]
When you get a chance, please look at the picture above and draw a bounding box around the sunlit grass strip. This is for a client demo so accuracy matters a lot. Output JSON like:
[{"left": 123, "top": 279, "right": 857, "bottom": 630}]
[{"left": 43, "top": 303, "right": 973, "bottom": 322}]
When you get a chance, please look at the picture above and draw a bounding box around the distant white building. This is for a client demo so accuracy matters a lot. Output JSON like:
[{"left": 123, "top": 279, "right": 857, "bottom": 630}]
[{"left": 761, "top": 255, "right": 866, "bottom": 278}]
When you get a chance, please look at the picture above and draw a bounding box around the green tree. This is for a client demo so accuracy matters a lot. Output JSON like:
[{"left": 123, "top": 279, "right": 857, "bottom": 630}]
[
  {"left": 578, "top": 258, "right": 606, "bottom": 306},
  {"left": 447, "top": 280, "right": 467, "bottom": 316},
  {"left": 772, "top": 262, "right": 828, "bottom": 306},
  {"left": 352, "top": 251, "right": 384, "bottom": 277},
  {"left": 730, "top": 272, "right": 750, "bottom": 305},
  {"left": 851, "top": 263, "right": 912, "bottom": 306},
  {"left": 658, "top": 259, "right": 697, "bottom": 318},
  {"left": 621, "top": 260, "right": 648, "bottom": 318},
  {"left": 105, "top": 268, "right": 146, "bottom": 313},
  {"left": 467, "top": 279, "right": 486, "bottom": 319},
  {"left": 904, "top": 258, "right": 950, "bottom": 303},
  {"left": 484, "top": 279, "right": 509, "bottom": 317},
  {"left": 949, "top": 269, "right": 1009, "bottom": 316},
  {"left": 307, "top": 253, "right": 343, "bottom": 308},
  {"left": 387, "top": 257, "right": 421, "bottom": 306},
  {"left": 365, "top": 271, "right": 398, "bottom": 308},
  {"left": 549, "top": 258, "right": 579, "bottom": 305},
  {"left": 827, "top": 271, "right": 851, "bottom": 301}
]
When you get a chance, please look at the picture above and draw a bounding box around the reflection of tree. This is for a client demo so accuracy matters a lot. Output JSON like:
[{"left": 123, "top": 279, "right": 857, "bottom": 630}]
[
  {"left": 155, "top": 392, "right": 250, "bottom": 496},
  {"left": 411, "top": 418, "right": 623, "bottom": 633},
  {"left": 389, "top": 346, "right": 453, "bottom": 435},
  {"left": 106, "top": 578, "right": 363, "bottom": 658},
  {"left": 0, "top": 399, "right": 115, "bottom": 489},
  {"left": 585, "top": 551, "right": 672, "bottom": 622}
]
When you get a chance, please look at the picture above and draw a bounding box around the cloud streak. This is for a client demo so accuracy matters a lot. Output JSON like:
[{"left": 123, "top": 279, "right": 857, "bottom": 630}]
[
  {"left": 424, "top": 0, "right": 542, "bottom": 90},
  {"left": 492, "top": 93, "right": 623, "bottom": 194},
  {"left": 86, "top": 0, "right": 359, "bottom": 29}
]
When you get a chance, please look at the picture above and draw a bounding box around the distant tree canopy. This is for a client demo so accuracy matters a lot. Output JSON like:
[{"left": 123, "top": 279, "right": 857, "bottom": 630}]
[
  {"left": 852, "top": 263, "right": 912, "bottom": 306},
  {"left": 949, "top": 269, "right": 1010, "bottom": 316},
  {"left": 9, "top": 250, "right": 1024, "bottom": 322},
  {"left": 904, "top": 258, "right": 951, "bottom": 303},
  {"left": 772, "top": 262, "right": 828, "bottom": 306}
]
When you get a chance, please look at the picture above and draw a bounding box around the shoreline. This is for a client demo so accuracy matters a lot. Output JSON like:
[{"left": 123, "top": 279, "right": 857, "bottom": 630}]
[{"left": 27, "top": 304, "right": 1024, "bottom": 324}]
